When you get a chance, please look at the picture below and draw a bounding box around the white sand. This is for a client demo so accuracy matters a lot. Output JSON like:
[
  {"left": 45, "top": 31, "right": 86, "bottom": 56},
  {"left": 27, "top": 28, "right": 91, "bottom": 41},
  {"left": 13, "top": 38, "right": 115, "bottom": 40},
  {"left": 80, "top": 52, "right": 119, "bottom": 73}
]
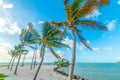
[{"left": 0, "top": 65, "right": 67, "bottom": 80}]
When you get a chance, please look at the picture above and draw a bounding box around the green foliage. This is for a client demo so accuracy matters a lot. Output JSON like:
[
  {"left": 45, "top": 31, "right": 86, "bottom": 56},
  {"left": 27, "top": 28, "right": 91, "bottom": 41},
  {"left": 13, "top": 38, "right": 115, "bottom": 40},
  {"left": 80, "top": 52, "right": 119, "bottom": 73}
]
[
  {"left": 39, "top": 22, "right": 70, "bottom": 59},
  {"left": 0, "top": 73, "right": 7, "bottom": 80},
  {"left": 54, "top": 58, "right": 70, "bottom": 67}
]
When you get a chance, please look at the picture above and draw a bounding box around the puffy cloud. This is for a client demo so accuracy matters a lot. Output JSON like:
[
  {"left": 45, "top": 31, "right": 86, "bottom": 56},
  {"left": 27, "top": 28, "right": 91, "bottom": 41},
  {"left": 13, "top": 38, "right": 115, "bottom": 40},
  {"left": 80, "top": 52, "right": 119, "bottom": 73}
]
[
  {"left": 107, "top": 20, "right": 117, "bottom": 31},
  {"left": 0, "top": 0, "right": 13, "bottom": 8},
  {"left": 62, "top": 37, "right": 73, "bottom": 49},
  {"left": 0, "top": 43, "right": 12, "bottom": 62},
  {"left": 85, "top": 9, "right": 101, "bottom": 18},
  {"left": 0, "top": 17, "right": 21, "bottom": 34},
  {"left": 38, "top": 21, "right": 44, "bottom": 24}
]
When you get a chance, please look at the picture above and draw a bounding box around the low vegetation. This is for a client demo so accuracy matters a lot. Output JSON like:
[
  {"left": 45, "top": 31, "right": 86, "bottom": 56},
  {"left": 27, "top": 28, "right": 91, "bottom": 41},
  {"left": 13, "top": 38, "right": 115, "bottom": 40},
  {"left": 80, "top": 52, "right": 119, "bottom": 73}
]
[{"left": 0, "top": 73, "right": 7, "bottom": 80}]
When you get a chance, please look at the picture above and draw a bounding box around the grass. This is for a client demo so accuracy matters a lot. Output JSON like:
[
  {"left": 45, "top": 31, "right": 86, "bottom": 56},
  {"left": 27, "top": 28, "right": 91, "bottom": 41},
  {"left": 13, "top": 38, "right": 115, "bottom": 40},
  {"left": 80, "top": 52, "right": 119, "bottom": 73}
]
[{"left": 0, "top": 73, "right": 7, "bottom": 80}]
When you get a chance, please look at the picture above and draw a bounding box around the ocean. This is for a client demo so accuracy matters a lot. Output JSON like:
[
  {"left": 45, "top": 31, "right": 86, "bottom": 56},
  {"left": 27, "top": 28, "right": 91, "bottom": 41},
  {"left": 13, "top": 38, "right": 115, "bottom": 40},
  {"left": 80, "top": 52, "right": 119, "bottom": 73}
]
[
  {"left": 61, "top": 63, "right": 120, "bottom": 80},
  {"left": 1, "top": 62, "right": 120, "bottom": 80}
]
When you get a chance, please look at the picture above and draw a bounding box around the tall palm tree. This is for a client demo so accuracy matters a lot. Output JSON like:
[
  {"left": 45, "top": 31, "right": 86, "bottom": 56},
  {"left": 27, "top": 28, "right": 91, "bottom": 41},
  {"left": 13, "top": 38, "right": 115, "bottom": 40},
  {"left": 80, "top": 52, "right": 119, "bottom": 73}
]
[
  {"left": 23, "top": 23, "right": 40, "bottom": 70},
  {"left": 51, "top": 0, "right": 109, "bottom": 80},
  {"left": 10, "top": 49, "right": 19, "bottom": 71},
  {"left": 33, "top": 21, "right": 70, "bottom": 80},
  {"left": 14, "top": 44, "right": 24, "bottom": 75},
  {"left": 21, "top": 50, "right": 29, "bottom": 67},
  {"left": 7, "top": 50, "right": 16, "bottom": 69}
]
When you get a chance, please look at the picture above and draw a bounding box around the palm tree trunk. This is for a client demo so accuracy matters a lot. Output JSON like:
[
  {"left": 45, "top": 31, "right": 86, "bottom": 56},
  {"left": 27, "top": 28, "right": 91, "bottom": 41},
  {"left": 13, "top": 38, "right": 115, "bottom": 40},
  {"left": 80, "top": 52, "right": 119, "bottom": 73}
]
[
  {"left": 10, "top": 57, "right": 15, "bottom": 71},
  {"left": 33, "top": 49, "right": 37, "bottom": 69},
  {"left": 14, "top": 50, "right": 22, "bottom": 75},
  {"left": 7, "top": 57, "right": 13, "bottom": 69},
  {"left": 68, "top": 29, "right": 76, "bottom": 80},
  {"left": 21, "top": 54, "right": 26, "bottom": 67},
  {"left": 30, "top": 49, "right": 35, "bottom": 70},
  {"left": 33, "top": 45, "right": 45, "bottom": 80}
]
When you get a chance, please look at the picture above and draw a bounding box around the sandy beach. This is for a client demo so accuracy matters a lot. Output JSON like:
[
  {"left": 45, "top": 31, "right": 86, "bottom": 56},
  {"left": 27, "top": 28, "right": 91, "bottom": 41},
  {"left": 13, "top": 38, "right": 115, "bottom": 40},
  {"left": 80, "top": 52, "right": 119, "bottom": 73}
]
[{"left": 0, "top": 65, "right": 67, "bottom": 80}]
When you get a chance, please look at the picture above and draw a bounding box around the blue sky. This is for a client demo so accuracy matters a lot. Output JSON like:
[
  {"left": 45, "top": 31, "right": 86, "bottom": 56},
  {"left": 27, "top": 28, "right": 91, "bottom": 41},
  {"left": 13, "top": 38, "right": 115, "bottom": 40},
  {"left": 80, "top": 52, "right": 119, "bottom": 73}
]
[{"left": 0, "top": 0, "right": 120, "bottom": 63}]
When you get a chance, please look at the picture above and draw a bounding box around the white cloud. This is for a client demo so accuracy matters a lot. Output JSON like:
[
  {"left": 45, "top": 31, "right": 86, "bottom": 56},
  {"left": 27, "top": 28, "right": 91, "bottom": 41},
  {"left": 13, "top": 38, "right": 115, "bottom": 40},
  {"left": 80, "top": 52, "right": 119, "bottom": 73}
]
[
  {"left": 0, "top": 0, "right": 13, "bottom": 9},
  {"left": 118, "top": 0, "right": 120, "bottom": 5},
  {"left": 0, "top": 43, "right": 12, "bottom": 62},
  {"left": 62, "top": 37, "right": 73, "bottom": 49},
  {"left": 86, "top": 9, "right": 101, "bottom": 18},
  {"left": 115, "top": 57, "right": 120, "bottom": 60},
  {"left": 38, "top": 21, "right": 44, "bottom": 24},
  {"left": 2, "top": 3, "right": 13, "bottom": 8},
  {"left": 93, "top": 47, "right": 100, "bottom": 51},
  {"left": 104, "top": 47, "right": 112, "bottom": 51},
  {"left": 107, "top": 20, "right": 117, "bottom": 31},
  {"left": 0, "top": 17, "right": 21, "bottom": 34}
]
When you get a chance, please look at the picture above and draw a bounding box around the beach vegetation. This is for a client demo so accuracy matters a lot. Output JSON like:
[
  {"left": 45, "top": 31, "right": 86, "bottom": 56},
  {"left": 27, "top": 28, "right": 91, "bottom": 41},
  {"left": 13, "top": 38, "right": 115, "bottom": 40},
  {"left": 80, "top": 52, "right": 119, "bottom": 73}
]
[{"left": 0, "top": 73, "right": 7, "bottom": 80}]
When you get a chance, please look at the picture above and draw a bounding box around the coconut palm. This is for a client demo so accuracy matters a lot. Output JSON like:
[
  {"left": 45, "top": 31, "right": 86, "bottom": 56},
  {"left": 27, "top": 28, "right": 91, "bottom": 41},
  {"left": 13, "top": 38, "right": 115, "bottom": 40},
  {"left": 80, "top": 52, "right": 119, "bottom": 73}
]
[
  {"left": 51, "top": 0, "right": 109, "bottom": 80},
  {"left": 21, "top": 50, "right": 29, "bottom": 67},
  {"left": 7, "top": 50, "right": 16, "bottom": 69},
  {"left": 33, "top": 21, "right": 70, "bottom": 80},
  {"left": 14, "top": 44, "right": 24, "bottom": 75},
  {"left": 22, "top": 23, "right": 40, "bottom": 69},
  {"left": 10, "top": 49, "right": 19, "bottom": 71}
]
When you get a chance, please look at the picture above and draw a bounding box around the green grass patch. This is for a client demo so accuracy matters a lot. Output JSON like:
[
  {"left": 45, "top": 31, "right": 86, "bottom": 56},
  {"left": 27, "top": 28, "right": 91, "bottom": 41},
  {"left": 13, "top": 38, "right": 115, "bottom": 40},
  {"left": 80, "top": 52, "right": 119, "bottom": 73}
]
[{"left": 0, "top": 73, "right": 7, "bottom": 80}]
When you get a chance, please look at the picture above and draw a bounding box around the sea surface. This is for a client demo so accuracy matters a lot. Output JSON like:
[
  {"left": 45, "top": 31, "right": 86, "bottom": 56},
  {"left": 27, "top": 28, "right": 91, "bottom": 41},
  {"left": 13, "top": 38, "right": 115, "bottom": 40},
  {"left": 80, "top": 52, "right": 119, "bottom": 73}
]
[
  {"left": 61, "top": 63, "right": 120, "bottom": 80},
  {"left": 0, "top": 63, "right": 120, "bottom": 80}
]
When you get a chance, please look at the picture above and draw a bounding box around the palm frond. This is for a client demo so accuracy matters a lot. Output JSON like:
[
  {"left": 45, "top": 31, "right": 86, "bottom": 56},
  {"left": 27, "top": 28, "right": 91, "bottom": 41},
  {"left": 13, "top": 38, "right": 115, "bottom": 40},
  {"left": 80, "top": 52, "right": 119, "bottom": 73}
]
[
  {"left": 49, "top": 47, "right": 61, "bottom": 59},
  {"left": 71, "top": 0, "right": 83, "bottom": 18},
  {"left": 51, "top": 21, "right": 67, "bottom": 27},
  {"left": 75, "top": 20, "right": 108, "bottom": 30},
  {"left": 48, "top": 41, "right": 70, "bottom": 49},
  {"left": 98, "top": 0, "right": 109, "bottom": 7},
  {"left": 76, "top": 32, "right": 93, "bottom": 50},
  {"left": 72, "top": 0, "right": 97, "bottom": 20}
]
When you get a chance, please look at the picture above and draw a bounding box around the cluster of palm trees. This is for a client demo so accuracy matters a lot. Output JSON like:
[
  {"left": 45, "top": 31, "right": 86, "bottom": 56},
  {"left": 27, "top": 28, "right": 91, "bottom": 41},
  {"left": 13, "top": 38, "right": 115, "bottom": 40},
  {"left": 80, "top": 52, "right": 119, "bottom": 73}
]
[
  {"left": 7, "top": 0, "right": 109, "bottom": 80},
  {"left": 7, "top": 44, "right": 28, "bottom": 71}
]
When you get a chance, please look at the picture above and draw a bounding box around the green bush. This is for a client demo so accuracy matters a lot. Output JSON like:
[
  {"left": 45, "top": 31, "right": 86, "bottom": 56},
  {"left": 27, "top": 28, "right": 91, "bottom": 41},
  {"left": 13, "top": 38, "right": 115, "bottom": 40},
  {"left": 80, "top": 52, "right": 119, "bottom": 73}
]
[
  {"left": 54, "top": 58, "right": 70, "bottom": 67},
  {"left": 0, "top": 73, "right": 7, "bottom": 80}
]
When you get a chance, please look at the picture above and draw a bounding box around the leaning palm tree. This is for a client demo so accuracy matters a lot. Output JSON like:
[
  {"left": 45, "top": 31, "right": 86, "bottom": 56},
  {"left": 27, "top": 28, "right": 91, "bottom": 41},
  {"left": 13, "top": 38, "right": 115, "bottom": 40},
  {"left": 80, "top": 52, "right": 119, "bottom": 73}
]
[
  {"left": 10, "top": 49, "right": 19, "bottom": 71},
  {"left": 21, "top": 50, "right": 29, "bottom": 67},
  {"left": 7, "top": 50, "right": 16, "bottom": 69},
  {"left": 14, "top": 44, "right": 24, "bottom": 75},
  {"left": 22, "top": 23, "right": 40, "bottom": 70},
  {"left": 14, "top": 23, "right": 39, "bottom": 73},
  {"left": 51, "top": 0, "right": 109, "bottom": 80},
  {"left": 33, "top": 21, "right": 70, "bottom": 80}
]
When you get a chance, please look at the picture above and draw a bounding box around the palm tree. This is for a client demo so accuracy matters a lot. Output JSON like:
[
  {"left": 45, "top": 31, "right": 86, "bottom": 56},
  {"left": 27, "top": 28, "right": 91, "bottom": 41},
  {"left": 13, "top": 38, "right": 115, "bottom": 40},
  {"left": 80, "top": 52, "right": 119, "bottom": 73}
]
[
  {"left": 7, "top": 50, "right": 15, "bottom": 69},
  {"left": 21, "top": 50, "right": 29, "bottom": 67},
  {"left": 33, "top": 21, "right": 70, "bottom": 80},
  {"left": 10, "top": 49, "right": 19, "bottom": 71},
  {"left": 14, "top": 44, "right": 24, "bottom": 75},
  {"left": 22, "top": 23, "right": 40, "bottom": 70},
  {"left": 51, "top": 0, "right": 109, "bottom": 80}
]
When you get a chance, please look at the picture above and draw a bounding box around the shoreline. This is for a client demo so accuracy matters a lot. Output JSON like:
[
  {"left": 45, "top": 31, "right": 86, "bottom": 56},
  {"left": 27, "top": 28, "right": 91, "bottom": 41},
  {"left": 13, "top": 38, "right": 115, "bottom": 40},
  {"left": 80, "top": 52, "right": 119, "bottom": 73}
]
[{"left": 0, "top": 65, "right": 67, "bottom": 80}]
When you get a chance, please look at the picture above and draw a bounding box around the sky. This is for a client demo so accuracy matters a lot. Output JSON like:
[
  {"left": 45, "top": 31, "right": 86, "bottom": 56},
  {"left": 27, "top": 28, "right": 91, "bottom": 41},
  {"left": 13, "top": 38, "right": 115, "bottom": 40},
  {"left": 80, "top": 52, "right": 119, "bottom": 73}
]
[{"left": 0, "top": 0, "right": 120, "bottom": 63}]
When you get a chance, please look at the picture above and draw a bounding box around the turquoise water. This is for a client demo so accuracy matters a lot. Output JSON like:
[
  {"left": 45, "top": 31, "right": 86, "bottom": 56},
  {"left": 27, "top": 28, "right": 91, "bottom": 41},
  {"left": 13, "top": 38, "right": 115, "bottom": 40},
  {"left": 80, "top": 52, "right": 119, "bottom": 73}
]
[
  {"left": 1, "top": 63, "right": 120, "bottom": 80},
  {"left": 61, "top": 63, "right": 120, "bottom": 80}
]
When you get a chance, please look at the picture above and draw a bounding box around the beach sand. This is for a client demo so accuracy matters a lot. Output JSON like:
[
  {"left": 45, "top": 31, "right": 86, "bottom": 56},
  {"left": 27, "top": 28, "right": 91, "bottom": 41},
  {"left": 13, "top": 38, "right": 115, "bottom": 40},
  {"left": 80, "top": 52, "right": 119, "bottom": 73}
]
[{"left": 0, "top": 65, "right": 67, "bottom": 80}]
